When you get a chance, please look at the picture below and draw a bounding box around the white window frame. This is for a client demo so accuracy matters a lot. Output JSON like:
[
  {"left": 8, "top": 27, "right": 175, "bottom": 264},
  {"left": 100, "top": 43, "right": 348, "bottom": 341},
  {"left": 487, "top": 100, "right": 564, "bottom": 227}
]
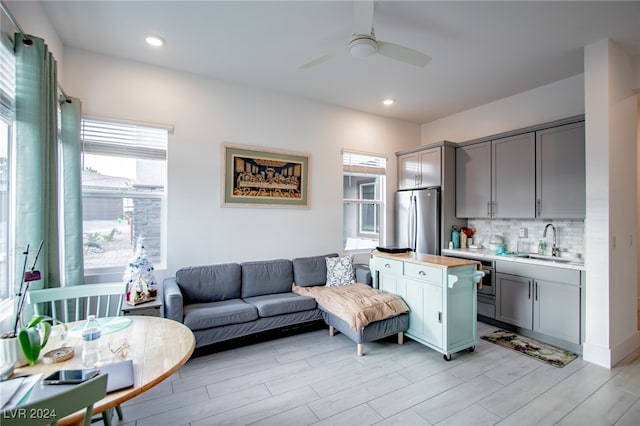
[
  {"left": 357, "top": 181, "right": 380, "bottom": 236},
  {"left": 81, "top": 117, "right": 170, "bottom": 277},
  {"left": 342, "top": 150, "right": 386, "bottom": 253}
]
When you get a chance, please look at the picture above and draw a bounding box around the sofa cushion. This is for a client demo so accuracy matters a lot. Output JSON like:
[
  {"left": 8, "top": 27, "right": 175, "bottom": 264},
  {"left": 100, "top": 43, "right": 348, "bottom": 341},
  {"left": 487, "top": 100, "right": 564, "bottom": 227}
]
[
  {"left": 183, "top": 299, "right": 258, "bottom": 331},
  {"left": 241, "top": 259, "right": 293, "bottom": 298},
  {"left": 176, "top": 263, "right": 242, "bottom": 303},
  {"left": 244, "top": 293, "right": 317, "bottom": 317},
  {"left": 292, "top": 253, "right": 338, "bottom": 287}
]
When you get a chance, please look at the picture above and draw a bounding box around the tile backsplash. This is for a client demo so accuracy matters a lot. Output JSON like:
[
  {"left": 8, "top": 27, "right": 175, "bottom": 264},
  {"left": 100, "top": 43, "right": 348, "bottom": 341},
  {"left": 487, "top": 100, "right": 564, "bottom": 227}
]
[{"left": 466, "top": 219, "right": 585, "bottom": 258}]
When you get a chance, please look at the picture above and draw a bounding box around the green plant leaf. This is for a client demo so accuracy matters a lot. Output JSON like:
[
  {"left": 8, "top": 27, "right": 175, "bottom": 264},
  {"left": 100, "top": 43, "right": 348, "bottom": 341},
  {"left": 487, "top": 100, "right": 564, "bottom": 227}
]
[
  {"left": 18, "top": 328, "right": 42, "bottom": 365},
  {"left": 25, "top": 315, "right": 43, "bottom": 329},
  {"left": 39, "top": 321, "right": 51, "bottom": 349}
]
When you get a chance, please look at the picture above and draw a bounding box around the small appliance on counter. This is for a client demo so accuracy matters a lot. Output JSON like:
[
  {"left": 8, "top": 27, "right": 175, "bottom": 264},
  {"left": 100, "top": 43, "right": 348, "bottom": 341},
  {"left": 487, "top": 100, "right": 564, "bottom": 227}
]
[{"left": 488, "top": 235, "right": 505, "bottom": 254}]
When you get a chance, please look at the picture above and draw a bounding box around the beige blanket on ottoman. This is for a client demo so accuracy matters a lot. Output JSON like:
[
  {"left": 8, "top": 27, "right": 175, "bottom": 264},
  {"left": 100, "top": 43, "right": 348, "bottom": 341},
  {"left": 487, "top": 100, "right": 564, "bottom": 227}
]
[{"left": 292, "top": 283, "right": 409, "bottom": 331}]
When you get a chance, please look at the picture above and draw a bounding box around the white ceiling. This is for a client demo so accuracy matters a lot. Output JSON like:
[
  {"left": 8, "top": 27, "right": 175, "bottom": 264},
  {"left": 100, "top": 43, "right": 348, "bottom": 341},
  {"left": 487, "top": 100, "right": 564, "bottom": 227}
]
[{"left": 34, "top": 1, "right": 640, "bottom": 124}]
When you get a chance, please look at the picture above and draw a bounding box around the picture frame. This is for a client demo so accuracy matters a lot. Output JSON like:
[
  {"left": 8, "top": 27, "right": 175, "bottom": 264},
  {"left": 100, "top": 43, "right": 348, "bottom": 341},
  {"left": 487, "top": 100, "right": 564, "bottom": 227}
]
[{"left": 223, "top": 144, "right": 310, "bottom": 208}]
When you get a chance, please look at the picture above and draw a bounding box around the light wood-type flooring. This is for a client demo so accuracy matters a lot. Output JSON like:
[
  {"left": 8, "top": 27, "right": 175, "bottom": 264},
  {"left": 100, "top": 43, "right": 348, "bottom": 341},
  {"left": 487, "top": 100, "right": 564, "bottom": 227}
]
[{"left": 119, "top": 321, "right": 640, "bottom": 426}]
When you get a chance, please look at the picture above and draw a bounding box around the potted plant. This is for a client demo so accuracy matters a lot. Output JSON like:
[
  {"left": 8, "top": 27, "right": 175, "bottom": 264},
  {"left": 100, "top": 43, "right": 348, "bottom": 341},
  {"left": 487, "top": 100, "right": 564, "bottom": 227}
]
[{"left": 0, "top": 241, "right": 44, "bottom": 367}]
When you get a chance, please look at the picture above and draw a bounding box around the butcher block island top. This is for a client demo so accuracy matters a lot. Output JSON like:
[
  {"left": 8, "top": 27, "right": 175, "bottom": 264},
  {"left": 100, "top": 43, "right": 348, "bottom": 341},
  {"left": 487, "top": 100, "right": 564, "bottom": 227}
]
[{"left": 371, "top": 250, "right": 480, "bottom": 269}]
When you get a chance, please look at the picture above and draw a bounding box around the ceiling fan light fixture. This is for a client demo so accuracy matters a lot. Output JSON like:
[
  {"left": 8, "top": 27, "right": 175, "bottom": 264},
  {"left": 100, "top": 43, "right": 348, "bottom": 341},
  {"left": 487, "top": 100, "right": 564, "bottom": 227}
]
[{"left": 348, "top": 37, "right": 377, "bottom": 58}]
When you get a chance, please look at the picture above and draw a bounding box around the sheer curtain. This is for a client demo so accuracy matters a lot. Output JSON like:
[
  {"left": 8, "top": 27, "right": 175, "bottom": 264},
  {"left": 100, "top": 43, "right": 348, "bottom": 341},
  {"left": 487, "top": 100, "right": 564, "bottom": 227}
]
[{"left": 14, "top": 33, "right": 84, "bottom": 298}]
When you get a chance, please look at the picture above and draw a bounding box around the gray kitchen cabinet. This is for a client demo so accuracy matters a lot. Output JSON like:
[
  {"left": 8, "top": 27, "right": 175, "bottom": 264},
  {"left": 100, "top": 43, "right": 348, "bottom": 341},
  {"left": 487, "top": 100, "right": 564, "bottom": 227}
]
[
  {"left": 398, "top": 147, "right": 441, "bottom": 189},
  {"left": 536, "top": 121, "right": 585, "bottom": 219},
  {"left": 492, "top": 133, "right": 535, "bottom": 218},
  {"left": 456, "top": 133, "right": 534, "bottom": 218},
  {"left": 495, "top": 260, "right": 581, "bottom": 345},
  {"left": 456, "top": 142, "right": 491, "bottom": 217},
  {"left": 496, "top": 272, "right": 533, "bottom": 328},
  {"left": 534, "top": 279, "right": 581, "bottom": 343}
]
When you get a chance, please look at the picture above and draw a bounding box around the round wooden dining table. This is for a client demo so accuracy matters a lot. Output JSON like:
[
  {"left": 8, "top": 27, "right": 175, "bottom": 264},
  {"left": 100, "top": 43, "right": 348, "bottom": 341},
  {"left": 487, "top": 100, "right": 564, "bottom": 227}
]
[{"left": 12, "top": 315, "right": 195, "bottom": 425}]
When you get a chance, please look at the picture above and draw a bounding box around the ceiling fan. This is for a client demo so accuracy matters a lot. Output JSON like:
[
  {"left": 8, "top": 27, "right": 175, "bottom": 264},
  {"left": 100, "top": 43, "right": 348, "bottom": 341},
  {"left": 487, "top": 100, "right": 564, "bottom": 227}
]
[{"left": 299, "top": 1, "right": 431, "bottom": 70}]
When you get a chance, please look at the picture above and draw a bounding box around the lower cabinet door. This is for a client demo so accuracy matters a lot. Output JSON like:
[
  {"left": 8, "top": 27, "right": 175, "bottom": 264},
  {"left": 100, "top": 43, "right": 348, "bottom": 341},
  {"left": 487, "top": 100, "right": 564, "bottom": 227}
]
[
  {"left": 496, "top": 273, "right": 533, "bottom": 329},
  {"left": 534, "top": 279, "right": 580, "bottom": 344},
  {"left": 405, "top": 279, "right": 443, "bottom": 348}
]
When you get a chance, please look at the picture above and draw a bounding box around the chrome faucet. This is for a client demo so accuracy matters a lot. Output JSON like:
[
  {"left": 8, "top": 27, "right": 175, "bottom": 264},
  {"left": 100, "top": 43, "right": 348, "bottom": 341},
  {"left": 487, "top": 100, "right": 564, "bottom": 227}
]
[{"left": 543, "top": 223, "right": 560, "bottom": 257}]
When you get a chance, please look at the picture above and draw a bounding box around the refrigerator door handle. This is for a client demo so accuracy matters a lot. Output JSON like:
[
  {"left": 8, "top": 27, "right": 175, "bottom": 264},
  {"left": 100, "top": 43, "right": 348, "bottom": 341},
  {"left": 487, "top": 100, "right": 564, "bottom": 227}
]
[{"left": 409, "top": 194, "right": 417, "bottom": 250}]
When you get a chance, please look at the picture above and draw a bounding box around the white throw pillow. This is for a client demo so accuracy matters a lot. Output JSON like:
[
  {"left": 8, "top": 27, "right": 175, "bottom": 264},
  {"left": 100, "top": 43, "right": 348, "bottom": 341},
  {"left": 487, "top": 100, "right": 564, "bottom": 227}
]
[{"left": 326, "top": 255, "right": 355, "bottom": 287}]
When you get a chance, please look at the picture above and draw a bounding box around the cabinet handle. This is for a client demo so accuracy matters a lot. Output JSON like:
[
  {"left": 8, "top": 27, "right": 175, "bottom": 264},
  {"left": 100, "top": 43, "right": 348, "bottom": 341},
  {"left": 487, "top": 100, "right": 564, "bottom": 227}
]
[
  {"left": 487, "top": 202, "right": 491, "bottom": 217},
  {"left": 537, "top": 199, "right": 541, "bottom": 216},
  {"left": 535, "top": 282, "right": 538, "bottom": 301},
  {"left": 438, "top": 312, "right": 442, "bottom": 323},
  {"left": 384, "top": 263, "right": 391, "bottom": 268},
  {"left": 418, "top": 270, "right": 426, "bottom": 275},
  {"left": 528, "top": 281, "right": 531, "bottom": 299}
]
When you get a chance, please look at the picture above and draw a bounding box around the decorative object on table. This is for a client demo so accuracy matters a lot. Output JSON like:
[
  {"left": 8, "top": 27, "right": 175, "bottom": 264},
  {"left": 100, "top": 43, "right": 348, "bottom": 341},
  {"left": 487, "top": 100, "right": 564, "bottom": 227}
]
[
  {"left": 42, "top": 346, "right": 74, "bottom": 364},
  {"left": 481, "top": 329, "right": 577, "bottom": 368},
  {"left": 0, "top": 241, "right": 44, "bottom": 368},
  {"left": 223, "top": 144, "right": 310, "bottom": 208},
  {"left": 124, "top": 236, "right": 158, "bottom": 305}
]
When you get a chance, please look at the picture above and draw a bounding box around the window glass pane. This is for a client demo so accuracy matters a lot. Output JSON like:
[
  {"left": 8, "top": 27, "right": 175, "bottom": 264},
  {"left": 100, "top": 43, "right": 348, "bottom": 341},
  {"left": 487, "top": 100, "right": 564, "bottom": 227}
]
[
  {"left": 343, "top": 174, "right": 383, "bottom": 250},
  {"left": 0, "top": 121, "right": 9, "bottom": 299},
  {"left": 82, "top": 130, "right": 166, "bottom": 272}
]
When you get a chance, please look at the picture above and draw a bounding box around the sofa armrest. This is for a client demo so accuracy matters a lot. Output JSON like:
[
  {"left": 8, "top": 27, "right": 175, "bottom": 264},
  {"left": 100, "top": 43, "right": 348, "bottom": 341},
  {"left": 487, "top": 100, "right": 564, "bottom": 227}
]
[
  {"left": 354, "top": 263, "right": 372, "bottom": 286},
  {"left": 163, "top": 277, "right": 184, "bottom": 322}
]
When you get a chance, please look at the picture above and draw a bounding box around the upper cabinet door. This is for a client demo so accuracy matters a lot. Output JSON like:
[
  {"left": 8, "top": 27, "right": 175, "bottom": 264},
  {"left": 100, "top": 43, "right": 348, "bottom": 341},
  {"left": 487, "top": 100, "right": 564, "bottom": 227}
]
[
  {"left": 398, "top": 152, "right": 419, "bottom": 190},
  {"left": 456, "top": 142, "right": 491, "bottom": 218},
  {"left": 536, "top": 122, "right": 585, "bottom": 219},
  {"left": 418, "top": 148, "right": 442, "bottom": 188},
  {"left": 491, "top": 132, "right": 535, "bottom": 218},
  {"left": 398, "top": 147, "right": 441, "bottom": 190}
]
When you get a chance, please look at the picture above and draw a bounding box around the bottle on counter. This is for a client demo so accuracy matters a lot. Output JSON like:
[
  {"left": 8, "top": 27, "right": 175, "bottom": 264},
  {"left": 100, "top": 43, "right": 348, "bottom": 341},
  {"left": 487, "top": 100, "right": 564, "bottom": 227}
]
[
  {"left": 460, "top": 231, "right": 467, "bottom": 249},
  {"left": 451, "top": 227, "right": 460, "bottom": 249},
  {"left": 82, "top": 315, "right": 102, "bottom": 368},
  {"left": 538, "top": 240, "right": 546, "bottom": 255}
]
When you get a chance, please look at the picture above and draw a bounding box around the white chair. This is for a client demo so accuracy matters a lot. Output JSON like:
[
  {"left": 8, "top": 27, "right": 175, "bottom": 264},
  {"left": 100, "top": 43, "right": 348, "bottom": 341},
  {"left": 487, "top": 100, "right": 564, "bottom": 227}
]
[
  {"left": 1, "top": 373, "right": 108, "bottom": 426},
  {"left": 26, "top": 283, "right": 126, "bottom": 322},
  {"left": 26, "top": 283, "right": 127, "bottom": 425}
]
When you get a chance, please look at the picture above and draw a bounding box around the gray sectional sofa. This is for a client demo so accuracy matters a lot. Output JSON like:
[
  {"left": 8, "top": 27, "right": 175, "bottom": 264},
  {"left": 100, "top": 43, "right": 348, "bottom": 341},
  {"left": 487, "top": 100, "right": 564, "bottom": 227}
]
[
  {"left": 163, "top": 254, "right": 338, "bottom": 348},
  {"left": 163, "top": 253, "right": 408, "bottom": 354}
]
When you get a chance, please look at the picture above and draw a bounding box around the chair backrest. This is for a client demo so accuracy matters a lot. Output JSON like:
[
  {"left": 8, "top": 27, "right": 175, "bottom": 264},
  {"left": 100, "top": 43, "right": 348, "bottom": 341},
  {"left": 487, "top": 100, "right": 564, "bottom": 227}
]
[
  {"left": 27, "top": 283, "right": 127, "bottom": 322},
  {"left": 1, "top": 373, "right": 108, "bottom": 426}
]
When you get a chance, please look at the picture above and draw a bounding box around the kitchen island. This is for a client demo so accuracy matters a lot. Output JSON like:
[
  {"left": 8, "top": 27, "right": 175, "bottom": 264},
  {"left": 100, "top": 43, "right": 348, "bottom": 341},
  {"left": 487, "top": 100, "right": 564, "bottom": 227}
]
[{"left": 370, "top": 251, "right": 484, "bottom": 360}]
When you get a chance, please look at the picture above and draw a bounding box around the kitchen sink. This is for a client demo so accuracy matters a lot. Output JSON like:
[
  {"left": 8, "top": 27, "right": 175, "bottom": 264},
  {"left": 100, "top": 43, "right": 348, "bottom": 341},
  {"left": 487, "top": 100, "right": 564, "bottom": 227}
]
[{"left": 516, "top": 253, "right": 583, "bottom": 265}]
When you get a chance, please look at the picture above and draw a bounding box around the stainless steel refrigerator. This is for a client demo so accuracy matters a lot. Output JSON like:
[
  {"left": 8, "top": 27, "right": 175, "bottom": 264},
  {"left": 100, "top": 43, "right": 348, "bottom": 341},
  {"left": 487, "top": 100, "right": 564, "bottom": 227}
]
[{"left": 395, "top": 187, "right": 441, "bottom": 255}]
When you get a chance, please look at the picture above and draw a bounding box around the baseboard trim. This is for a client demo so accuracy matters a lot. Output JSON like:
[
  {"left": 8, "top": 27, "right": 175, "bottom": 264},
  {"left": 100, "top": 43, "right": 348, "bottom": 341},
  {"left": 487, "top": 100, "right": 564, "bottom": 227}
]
[
  {"left": 612, "top": 330, "right": 640, "bottom": 366},
  {"left": 583, "top": 330, "right": 640, "bottom": 368}
]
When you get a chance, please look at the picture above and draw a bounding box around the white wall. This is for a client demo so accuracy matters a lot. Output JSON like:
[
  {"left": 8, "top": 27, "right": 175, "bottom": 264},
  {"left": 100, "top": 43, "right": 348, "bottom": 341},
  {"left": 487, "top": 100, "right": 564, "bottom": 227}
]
[
  {"left": 60, "top": 48, "right": 420, "bottom": 281},
  {"left": 583, "top": 39, "right": 639, "bottom": 367},
  {"left": 421, "top": 74, "right": 584, "bottom": 145}
]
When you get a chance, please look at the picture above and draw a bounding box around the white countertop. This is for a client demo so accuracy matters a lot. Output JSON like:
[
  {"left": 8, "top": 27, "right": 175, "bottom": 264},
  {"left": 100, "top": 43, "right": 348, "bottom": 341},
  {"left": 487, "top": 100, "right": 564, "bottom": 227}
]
[{"left": 441, "top": 248, "right": 585, "bottom": 271}]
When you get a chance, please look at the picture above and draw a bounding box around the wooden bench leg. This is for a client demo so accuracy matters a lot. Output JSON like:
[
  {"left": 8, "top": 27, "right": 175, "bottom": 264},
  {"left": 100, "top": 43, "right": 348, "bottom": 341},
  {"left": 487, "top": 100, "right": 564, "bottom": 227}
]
[
  {"left": 329, "top": 325, "right": 335, "bottom": 337},
  {"left": 398, "top": 332, "right": 404, "bottom": 345},
  {"left": 357, "top": 343, "right": 364, "bottom": 357}
]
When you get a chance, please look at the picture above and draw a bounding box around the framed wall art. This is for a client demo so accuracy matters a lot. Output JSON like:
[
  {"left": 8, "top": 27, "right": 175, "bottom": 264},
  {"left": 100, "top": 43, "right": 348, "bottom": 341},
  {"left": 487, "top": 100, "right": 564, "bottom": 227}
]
[{"left": 223, "top": 144, "right": 310, "bottom": 208}]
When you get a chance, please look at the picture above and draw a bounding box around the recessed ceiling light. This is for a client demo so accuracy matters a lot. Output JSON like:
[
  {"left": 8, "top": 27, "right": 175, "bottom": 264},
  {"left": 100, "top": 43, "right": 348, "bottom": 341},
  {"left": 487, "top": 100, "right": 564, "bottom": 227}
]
[
  {"left": 383, "top": 99, "right": 395, "bottom": 106},
  {"left": 145, "top": 35, "right": 165, "bottom": 47}
]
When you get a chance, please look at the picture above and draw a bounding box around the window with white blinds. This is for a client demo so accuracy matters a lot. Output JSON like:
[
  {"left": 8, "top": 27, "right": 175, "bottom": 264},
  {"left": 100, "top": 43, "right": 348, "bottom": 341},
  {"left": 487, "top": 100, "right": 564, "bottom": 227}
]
[
  {"left": 81, "top": 117, "right": 168, "bottom": 273},
  {"left": 342, "top": 150, "right": 386, "bottom": 251},
  {"left": 0, "top": 39, "right": 14, "bottom": 302}
]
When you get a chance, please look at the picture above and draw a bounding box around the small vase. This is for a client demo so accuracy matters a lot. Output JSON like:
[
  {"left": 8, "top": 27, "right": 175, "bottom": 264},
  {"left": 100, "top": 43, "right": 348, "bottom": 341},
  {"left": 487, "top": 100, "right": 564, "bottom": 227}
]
[{"left": 0, "top": 334, "right": 28, "bottom": 368}]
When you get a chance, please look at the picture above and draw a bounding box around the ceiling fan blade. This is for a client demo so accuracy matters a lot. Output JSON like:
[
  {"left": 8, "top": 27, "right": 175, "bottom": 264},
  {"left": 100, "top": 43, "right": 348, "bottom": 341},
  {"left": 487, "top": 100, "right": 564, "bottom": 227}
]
[
  {"left": 377, "top": 41, "right": 432, "bottom": 67},
  {"left": 298, "top": 47, "right": 345, "bottom": 70},
  {"left": 353, "top": 0, "right": 374, "bottom": 35}
]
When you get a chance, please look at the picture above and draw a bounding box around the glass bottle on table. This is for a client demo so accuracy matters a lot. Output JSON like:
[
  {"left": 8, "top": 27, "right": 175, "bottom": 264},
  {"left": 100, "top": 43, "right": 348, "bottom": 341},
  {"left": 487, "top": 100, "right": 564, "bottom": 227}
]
[{"left": 82, "top": 315, "right": 101, "bottom": 368}]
